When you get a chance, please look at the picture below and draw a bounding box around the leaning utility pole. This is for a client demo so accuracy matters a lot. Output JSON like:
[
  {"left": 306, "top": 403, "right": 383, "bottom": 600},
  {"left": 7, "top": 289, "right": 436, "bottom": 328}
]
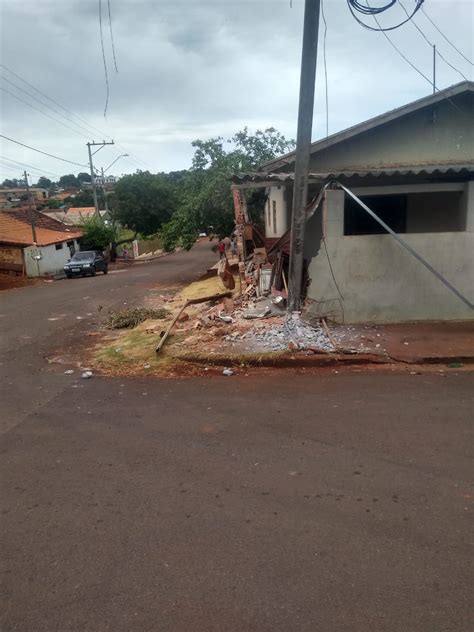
[
  {"left": 24, "top": 170, "right": 37, "bottom": 244},
  {"left": 287, "top": 0, "right": 320, "bottom": 314},
  {"left": 87, "top": 140, "right": 114, "bottom": 217}
]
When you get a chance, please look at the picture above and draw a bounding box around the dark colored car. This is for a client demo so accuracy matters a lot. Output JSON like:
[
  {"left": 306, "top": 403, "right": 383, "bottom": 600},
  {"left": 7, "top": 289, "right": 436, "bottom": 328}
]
[{"left": 64, "top": 251, "right": 108, "bottom": 278}]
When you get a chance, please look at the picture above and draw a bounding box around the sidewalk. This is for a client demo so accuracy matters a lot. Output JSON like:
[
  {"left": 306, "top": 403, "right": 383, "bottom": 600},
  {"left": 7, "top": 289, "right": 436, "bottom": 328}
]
[{"left": 340, "top": 321, "right": 474, "bottom": 363}]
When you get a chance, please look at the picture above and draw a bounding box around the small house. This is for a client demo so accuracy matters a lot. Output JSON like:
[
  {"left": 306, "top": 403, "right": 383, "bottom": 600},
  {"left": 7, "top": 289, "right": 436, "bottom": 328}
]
[{"left": 0, "top": 209, "right": 82, "bottom": 277}]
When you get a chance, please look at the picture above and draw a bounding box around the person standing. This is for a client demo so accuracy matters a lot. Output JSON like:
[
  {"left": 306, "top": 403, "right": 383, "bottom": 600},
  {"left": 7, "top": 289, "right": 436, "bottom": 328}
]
[{"left": 218, "top": 241, "right": 226, "bottom": 259}]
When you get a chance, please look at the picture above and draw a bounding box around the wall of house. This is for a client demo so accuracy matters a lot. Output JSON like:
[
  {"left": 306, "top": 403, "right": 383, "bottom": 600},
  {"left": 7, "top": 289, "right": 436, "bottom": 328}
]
[
  {"left": 306, "top": 92, "right": 473, "bottom": 172},
  {"left": 265, "top": 186, "right": 288, "bottom": 238},
  {"left": 0, "top": 245, "right": 24, "bottom": 273},
  {"left": 306, "top": 187, "right": 474, "bottom": 323},
  {"left": 24, "top": 239, "right": 80, "bottom": 277}
]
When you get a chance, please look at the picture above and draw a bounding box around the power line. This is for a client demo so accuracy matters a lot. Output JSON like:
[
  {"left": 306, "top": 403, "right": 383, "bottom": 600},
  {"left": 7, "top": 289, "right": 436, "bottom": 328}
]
[
  {"left": 366, "top": 6, "right": 466, "bottom": 114},
  {"left": 98, "top": 0, "right": 110, "bottom": 117},
  {"left": 107, "top": 0, "right": 119, "bottom": 73},
  {"left": 0, "top": 63, "right": 151, "bottom": 171},
  {"left": 398, "top": 1, "right": 469, "bottom": 81},
  {"left": 1, "top": 75, "right": 100, "bottom": 138},
  {"left": 0, "top": 134, "right": 87, "bottom": 167},
  {"left": 0, "top": 156, "right": 60, "bottom": 177},
  {"left": 420, "top": 5, "right": 473, "bottom": 66},
  {"left": 0, "top": 86, "right": 89, "bottom": 139},
  {"left": 347, "top": 0, "right": 424, "bottom": 32}
]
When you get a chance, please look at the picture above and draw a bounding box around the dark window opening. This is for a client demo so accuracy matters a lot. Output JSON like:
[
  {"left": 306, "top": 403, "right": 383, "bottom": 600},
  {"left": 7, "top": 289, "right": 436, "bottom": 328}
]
[
  {"left": 344, "top": 194, "right": 407, "bottom": 235},
  {"left": 55, "top": 243, "right": 63, "bottom": 250},
  {"left": 344, "top": 190, "right": 465, "bottom": 235},
  {"left": 272, "top": 200, "right": 277, "bottom": 233}
]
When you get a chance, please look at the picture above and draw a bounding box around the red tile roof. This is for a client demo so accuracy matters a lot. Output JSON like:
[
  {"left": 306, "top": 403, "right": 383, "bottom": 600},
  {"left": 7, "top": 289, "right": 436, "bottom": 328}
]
[{"left": 0, "top": 209, "right": 82, "bottom": 247}]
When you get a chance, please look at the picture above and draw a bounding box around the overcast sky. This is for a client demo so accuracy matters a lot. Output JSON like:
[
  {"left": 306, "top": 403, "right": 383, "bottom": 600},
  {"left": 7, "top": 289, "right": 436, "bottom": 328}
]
[{"left": 0, "top": 0, "right": 472, "bottom": 183}]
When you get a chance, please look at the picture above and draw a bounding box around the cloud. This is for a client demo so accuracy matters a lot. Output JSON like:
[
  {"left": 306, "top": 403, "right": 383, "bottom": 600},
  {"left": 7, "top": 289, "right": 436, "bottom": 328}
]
[{"left": 0, "top": 0, "right": 472, "bottom": 180}]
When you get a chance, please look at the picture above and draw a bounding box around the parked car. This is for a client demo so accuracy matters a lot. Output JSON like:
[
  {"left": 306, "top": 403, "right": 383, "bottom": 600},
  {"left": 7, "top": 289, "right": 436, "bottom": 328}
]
[{"left": 64, "top": 251, "right": 108, "bottom": 278}]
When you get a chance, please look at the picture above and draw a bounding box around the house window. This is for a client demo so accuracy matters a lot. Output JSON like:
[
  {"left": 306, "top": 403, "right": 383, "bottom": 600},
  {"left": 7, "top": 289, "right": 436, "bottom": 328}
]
[
  {"left": 344, "top": 191, "right": 465, "bottom": 236},
  {"left": 272, "top": 200, "right": 277, "bottom": 234},
  {"left": 55, "top": 243, "right": 63, "bottom": 250}
]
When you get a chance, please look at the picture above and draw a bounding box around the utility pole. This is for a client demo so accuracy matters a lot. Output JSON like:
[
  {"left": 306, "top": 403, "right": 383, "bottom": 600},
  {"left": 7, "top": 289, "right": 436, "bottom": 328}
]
[
  {"left": 101, "top": 168, "right": 109, "bottom": 214},
  {"left": 87, "top": 140, "right": 114, "bottom": 218},
  {"left": 432, "top": 44, "right": 436, "bottom": 94},
  {"left": 24, "top": 171, "right": 37, "bottom": 243},
  {"left": 287, "top": 0, "right": 320, "bottom": 314}
]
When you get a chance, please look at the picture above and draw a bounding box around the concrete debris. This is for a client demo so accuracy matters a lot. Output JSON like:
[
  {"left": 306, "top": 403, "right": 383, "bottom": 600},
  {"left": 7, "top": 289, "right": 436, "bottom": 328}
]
[
  {"left": 242, "top": 307, "right": 271, "bottom": 320},
  {"left": 222, "top": 368, "right": 234, "bottom": 376},
  {"left": 64, "top": 369, "right": 74, "bottom": 375},
  {"left": 218, "top": 312, "right": 234, "bottom": 324},
  {"left": 81, "top": 371, "right": 93, "bottom": 379},
  {"left": 246, "top": 317, "right": 339, "bottom": 352}
]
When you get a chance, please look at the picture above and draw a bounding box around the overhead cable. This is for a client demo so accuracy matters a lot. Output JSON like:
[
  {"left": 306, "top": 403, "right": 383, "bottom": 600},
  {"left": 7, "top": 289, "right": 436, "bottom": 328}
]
[
  {"left": 347, "top": 0, "right": 424, "bottom": 32},
  {"left": 398, "top": 1, "right": 469, "bottom": 81},
  {"left": 107, "top": 0, "right": 119, "bottom": 72},
  {"left": 0, "top": 134, "right": 87, "bottom": 167},
  {"left": 98, "top": 0, "right": 110, "bottom": 117},
  {"left": 420, "top": 5, "right": 473, "bottom": 66}
]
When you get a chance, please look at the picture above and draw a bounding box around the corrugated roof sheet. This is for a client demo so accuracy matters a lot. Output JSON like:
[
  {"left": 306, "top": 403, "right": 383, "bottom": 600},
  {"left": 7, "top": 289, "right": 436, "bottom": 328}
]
[
  {"left": 232, "top": 163, "right": 474, "bottom": 185},
  {"left": 0, "top": 209, "right": 82, "bottom": 246}
]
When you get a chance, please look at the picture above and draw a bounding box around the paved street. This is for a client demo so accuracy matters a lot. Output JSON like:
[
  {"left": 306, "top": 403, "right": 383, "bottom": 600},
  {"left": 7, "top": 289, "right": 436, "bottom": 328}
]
[{"left": 1, "top": 242, "right": 473, "bottom": 632}]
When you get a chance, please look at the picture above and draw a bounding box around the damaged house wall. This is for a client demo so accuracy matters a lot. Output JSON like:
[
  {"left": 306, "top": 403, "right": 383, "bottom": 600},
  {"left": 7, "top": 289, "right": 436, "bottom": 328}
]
[
  {"left": 257, "top": 83, "right": 474, "bottom": 323},
  {"left": 306, "top": 188, "right": 474, "bottom": 323}
]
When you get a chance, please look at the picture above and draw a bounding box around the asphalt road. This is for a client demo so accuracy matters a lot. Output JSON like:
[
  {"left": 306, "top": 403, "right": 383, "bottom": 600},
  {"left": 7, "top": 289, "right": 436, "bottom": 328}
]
[{"left": 1, "top": 242, "right": 473, "bottom": 632}]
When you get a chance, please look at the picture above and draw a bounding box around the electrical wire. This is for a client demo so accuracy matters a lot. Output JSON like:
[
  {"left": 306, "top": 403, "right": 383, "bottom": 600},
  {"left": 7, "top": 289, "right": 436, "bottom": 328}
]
[
  {"left": 421, "top": 5, "right": 473, "bottom": 66},
  {"left": 0, "top": 75, "right": 100, "bottom": 139},
  {"left": 107, "top": 0, "right": 119, "bottom": 73},
  {"left": 398, "top": 1, "right": 469, "bottom": 81},
  {"left": 0, "top": 135, "right": 87, "bottom": 167},
  {"left": 0, "top": 63, "right": 151, "bottom": 171},
  {"left": 98, "top": 0, "right": 110, "bottom": 117},
  {"left": 0, "top": 87, "right": 92, "bottom": 139},
  {"left": 347, "top": 0, "right": 424, "bottom": 32},
  {"left": 366, "top": 5, "right": 466, "bottom": 113},
  {"left": 320, "top": 0, "right": 329, "bottom": 138},
  {"left": 322, "top": 236, "right": 344, "bottom": 301},
  {"left": 0, "top": 156, "right": 60, "bottom": 177}
]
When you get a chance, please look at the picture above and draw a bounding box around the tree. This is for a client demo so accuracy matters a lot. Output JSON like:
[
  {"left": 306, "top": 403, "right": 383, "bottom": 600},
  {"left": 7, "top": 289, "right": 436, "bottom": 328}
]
[
  {"left": 58, "top": 174, "right": 79, "bottom": 188},
  {"left": 36, "top": 176, "right": 52, "bottom": 189},
  {"left": 77, "top": 172, "right": 91, "bottom": 184},
  {"left": 113, "top": 171, "right": 178, "bottom": 235},
  {"left": 79, "top": 216, "right": 114, "bottom": 251},
  {"left": 66, "top": 190, "right": 105, "bottom": 208},
  {"left": 159, "top": 127, "right": 295, "bottom": 249},
  {"left": 47, "top": 199, "right": 62, "bottom": 209},
  {"left": 1, "top": 178, "right": 22, "bottom": 188}
]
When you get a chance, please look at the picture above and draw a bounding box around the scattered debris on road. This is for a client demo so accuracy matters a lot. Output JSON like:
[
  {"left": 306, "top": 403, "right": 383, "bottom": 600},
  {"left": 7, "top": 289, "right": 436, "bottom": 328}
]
[
  {"left": 64, "top": 369, "right": 74, "bottom": 375},
  {"left": 81, "top": 371, "right": 93, "bottom": 379}
]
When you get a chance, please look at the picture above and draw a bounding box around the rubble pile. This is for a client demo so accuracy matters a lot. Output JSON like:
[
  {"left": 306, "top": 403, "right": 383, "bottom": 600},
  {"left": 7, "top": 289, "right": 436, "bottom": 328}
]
[{"left": 244, "top": 317, "right": 338, "bottom": 352}]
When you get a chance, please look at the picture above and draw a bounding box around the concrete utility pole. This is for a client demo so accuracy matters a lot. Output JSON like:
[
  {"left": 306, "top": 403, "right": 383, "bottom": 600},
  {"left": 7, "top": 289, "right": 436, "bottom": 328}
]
[
  {"left": 87, "top": 140, "right": 114, "bottom": 218},
  {"left": 23, "top": 171, "right": 37, "bottom": 244},
  {"left": 287, "top": 0, "right": 320, "bottom": 314}
]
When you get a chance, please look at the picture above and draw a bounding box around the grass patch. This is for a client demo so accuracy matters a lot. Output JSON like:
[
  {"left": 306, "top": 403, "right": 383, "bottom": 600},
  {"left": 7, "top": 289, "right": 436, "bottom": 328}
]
[{"left": 104, "top": 307, "right": 169, "bottom": 329}]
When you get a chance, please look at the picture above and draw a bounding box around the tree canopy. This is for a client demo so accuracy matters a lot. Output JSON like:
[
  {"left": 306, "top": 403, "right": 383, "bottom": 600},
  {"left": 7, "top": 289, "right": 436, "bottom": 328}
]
[
  {"left": 159, "top": 127, "right": 295, "bottom": 249},
  {"left": 112, "top": 171, "right": 178, "bottom": 236}
]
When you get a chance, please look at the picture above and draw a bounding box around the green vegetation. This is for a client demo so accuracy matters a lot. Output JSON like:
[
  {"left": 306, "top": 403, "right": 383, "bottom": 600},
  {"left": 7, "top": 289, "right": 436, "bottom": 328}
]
[
  {"left": 104, "top": 307, "right": 169, "bottom": 329},
  {"left": 79, "top": 215, "right": 115, "bottom": 251}
]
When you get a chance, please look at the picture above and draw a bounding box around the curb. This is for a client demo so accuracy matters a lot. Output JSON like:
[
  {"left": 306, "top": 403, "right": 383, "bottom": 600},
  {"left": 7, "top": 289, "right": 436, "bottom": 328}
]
[{"left": 174, "top": 351, "right": 474, "bottom": 369}]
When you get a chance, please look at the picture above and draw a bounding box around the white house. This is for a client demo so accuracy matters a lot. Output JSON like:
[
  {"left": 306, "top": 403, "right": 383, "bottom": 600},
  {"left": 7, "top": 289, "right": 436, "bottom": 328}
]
[{"left": 0, "top": 208, "right": 82, "bottom": 278}]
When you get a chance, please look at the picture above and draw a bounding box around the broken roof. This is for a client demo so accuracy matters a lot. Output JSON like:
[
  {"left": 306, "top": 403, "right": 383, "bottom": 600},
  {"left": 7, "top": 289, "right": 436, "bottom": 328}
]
[
  {"left": 261, "top": 81, "right": 474, "bottom": 172},
  {"left": 232, "top": 163, "right": 474, "bottom": 187},
  {"left": 0, "top": 209, "right": 82, "bottom": 247}
]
